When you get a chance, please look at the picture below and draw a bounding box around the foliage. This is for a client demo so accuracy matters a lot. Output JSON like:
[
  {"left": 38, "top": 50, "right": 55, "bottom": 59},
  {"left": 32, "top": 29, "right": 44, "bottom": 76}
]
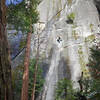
[
  {"left": 88, "top": 47, "right": 100, "bottom": 78},
  {"left": 72, "top": 30, "right": 78, "bottom": 40},
  {"left": 66, "top": 12, "right": 75, "bottom": 24},
  {"left": 28, "top": 59, "right": 44, "bottom": 99},
  {"left": 80, "top": 46, "right": 100, "bottom": 99},
  {"left": 90, "top": 23, "right": 93, "bottom": 32},
  {"left": 85, "top": 35, "right": 95, "bottom": 43},
  {"left": 12, "top": 59, "right": 44, "bottom": 100},
  {"left": 67, "top": 12, "right": 75, "bottom": 21},
  {"left": 55, "top": 78, "right": 76, "bottom": 100},
  {"left": 7, "top": 0, "right": 40, "bottom": 33},
  {"left": 80, "top": 78, "right": 100, "bottom": 100}
]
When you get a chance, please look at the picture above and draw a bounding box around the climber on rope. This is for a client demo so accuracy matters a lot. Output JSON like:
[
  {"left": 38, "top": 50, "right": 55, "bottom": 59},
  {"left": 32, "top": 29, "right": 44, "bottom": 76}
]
[{"left": 57, "top": 36, "right": 62, "bottom": 43}]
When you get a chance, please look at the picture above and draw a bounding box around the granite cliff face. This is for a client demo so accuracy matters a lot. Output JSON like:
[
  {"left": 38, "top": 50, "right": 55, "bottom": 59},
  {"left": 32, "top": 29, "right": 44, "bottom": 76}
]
[
  {"left": 30, "top": 0, "right": 100, "bottom": 100},
  {"left": 10, "top": 0, "right": 100, "bottom": 100}
]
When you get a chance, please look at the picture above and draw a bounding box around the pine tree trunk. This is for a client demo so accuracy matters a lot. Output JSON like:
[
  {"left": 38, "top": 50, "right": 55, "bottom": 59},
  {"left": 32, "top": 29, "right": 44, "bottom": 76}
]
[
  {"left": 21, "top": 25, "right": 32, "bottom": 100},
  {"left": 0, "top": 0, "right": 13, "bottom": 100},
  {"left": 31, "top": 58, "right": 38, "bottom": 100},
  {"left": 31, "top": 32, "right": 40, "bottom": 100}
]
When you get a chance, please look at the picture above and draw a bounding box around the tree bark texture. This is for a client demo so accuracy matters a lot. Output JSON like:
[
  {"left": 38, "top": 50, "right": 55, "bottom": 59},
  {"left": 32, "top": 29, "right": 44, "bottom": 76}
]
[
  {"left": 0, "top": 0, "right": 13, "bottom": 100},
  {"left": 31, "top": 46, "right": 39, "bottom": 100},
  {"left": 31, "top": 30, "right": 40, "bottom": 100},
  {"left": 21, "top": 25, "right": 32, "bottom": 100}
]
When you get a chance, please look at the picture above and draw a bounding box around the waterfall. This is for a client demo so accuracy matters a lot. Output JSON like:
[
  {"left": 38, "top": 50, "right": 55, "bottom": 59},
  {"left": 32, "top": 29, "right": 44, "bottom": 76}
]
[{"left": 42, "top": 45, "right": 61, "bottom": 100}]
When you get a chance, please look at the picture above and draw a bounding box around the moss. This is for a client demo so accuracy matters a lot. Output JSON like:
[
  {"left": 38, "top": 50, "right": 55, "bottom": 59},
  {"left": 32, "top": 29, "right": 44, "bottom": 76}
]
[
  {"left": 85, "top": 34, "right": 95, "bottom": 42},
  {"left": 90, "top": 23, "right": 93, "bottom": 32},
  {"left": 67, "top": 12, "right": 75, "bottom": 20},
  {"left": 66, "top": 12, "right": 75, "bottom": 24},
  {"left": 72, "top": 30, "right": 79, "bottom": 40},
  {"left": 78, "top": 46, "right": 90, "bottom": 78}
]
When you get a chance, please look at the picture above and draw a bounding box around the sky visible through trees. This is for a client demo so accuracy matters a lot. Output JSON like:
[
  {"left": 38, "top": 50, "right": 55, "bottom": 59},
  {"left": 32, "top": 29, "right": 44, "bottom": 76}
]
[{"left": 6, "top": 0, "right": 23, "bottom": 5}]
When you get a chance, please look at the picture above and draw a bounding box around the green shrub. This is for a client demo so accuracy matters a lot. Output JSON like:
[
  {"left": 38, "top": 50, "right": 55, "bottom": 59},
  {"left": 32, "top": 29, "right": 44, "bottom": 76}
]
[
  {"left": 55, "top": 78, "right": 76, "bottom": 100},
  {"left": 66, "top": 13, "right": 75, "bottom": 24},
  {"left": 67, "top": 13, "right": 75, "bottom": 21}
]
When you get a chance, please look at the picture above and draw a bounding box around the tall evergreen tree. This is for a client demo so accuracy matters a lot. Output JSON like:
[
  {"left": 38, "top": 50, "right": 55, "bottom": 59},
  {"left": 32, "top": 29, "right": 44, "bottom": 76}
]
[
  {"left": 6, "top": 0, "right": 40, "bottom": 100},
  {"left": 88, "top": 47, "right": 100, "bottom": 79},
  {"left": 86, "top": 46, "right": 100, "bottom": 99},
  {"left": 0, "top": 0, "right": 13, "bottom": 99}
]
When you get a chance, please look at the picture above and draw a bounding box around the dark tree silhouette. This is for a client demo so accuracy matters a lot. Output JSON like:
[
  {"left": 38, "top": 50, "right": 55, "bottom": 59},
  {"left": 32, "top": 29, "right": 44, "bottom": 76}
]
[{"left": 0, "top": 0, "right": 13, "bottom": 100}]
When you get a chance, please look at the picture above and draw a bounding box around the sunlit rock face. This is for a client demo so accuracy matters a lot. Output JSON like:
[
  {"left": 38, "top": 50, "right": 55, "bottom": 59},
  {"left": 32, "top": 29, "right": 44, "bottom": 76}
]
[{"left": 30, "top": 0, "right": 100, "bottom": 100}]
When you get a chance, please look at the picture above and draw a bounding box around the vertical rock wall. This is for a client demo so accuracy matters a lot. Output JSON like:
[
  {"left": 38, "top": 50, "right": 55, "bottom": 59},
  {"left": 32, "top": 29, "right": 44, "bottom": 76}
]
[{"left": 32, "top": 0, "right": 100, "bottom": 87}]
